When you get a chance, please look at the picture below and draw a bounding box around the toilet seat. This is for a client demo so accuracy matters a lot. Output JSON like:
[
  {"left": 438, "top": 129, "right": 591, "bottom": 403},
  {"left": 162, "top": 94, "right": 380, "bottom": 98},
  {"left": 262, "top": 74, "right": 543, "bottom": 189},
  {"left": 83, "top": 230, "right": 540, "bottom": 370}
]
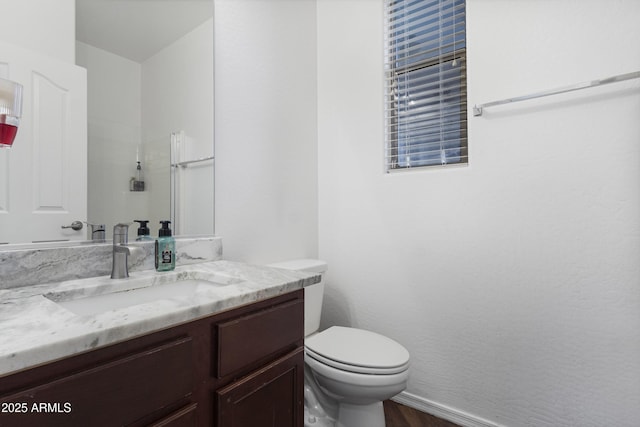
[{"left": 305, "top": 326, "right": 410, "bottom": 375}]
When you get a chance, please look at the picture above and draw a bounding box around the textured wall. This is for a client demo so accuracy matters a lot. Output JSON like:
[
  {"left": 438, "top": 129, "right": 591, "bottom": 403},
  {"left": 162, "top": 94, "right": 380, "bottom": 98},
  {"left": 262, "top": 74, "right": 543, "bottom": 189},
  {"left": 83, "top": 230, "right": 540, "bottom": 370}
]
[
  {"left": 214, "top": 0, "right": 319, "bottom": 265},
  {"left": 317, "top": 1, "right": 640, "bottom": 426}
]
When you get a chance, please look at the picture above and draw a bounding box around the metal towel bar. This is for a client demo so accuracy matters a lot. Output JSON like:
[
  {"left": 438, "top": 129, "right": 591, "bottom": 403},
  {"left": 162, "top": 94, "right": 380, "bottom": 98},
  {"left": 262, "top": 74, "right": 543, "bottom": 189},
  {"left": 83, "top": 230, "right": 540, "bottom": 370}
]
[
  {"left": 171, "top": 155, "right": 215, "bottom": 168},
  {"left": 473, "top": 70, "right": 640, "bottom": 117}
]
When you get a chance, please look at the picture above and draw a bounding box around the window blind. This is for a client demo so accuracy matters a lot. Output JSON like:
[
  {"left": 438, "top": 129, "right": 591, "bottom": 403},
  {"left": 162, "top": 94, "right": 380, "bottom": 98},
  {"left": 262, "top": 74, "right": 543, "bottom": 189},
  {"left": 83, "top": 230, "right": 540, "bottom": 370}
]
[{"left": 384, "top": 0, "right": 467, "bottom": 171}]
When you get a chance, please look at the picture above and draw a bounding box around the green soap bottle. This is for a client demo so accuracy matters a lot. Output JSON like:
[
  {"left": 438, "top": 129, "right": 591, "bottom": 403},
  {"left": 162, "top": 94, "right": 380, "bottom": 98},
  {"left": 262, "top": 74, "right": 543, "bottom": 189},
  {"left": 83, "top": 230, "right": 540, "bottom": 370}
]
[{"left": 155, "top": 220, "right": 175, "bottom": 271}]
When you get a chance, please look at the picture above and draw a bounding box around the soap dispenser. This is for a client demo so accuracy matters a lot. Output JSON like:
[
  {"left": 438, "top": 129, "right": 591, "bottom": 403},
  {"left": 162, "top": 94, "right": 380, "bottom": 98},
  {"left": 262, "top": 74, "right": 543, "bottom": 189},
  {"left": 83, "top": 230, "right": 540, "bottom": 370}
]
[
  {"left": 155, "top": 220, "right": 175, "bottom": 271},
  {"left": 131, "top": 161, "right": 145, "bottom": 191},
  {"left": 134, "top": 220, "right": 152, "bottom": 241}
]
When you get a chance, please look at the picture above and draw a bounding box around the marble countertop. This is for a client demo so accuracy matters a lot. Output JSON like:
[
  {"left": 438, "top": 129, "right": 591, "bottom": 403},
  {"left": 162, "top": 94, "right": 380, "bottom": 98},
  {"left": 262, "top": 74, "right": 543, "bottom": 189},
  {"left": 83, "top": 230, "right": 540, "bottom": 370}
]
[{"left": 0, "top": 260, "right": 319, "bottom": 377}]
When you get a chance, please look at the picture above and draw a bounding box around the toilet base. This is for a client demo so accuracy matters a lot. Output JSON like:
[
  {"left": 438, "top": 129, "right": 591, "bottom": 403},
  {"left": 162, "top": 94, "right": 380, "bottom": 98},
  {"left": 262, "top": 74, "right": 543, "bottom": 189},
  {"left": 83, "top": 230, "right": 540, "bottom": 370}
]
[
  {"left": 336, "top": 401, "right": 386, "bottom": 427},
  {"left": 304, "top": 405, "right": 336, "bottom": 427}
]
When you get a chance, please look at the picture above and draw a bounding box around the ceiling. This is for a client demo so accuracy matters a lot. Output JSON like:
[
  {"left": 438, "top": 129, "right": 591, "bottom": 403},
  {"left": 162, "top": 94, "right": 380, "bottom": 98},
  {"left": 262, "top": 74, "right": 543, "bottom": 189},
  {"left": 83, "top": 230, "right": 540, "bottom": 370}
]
[{"left": 76, "top": 0, "right": 213, "bottom": 63}]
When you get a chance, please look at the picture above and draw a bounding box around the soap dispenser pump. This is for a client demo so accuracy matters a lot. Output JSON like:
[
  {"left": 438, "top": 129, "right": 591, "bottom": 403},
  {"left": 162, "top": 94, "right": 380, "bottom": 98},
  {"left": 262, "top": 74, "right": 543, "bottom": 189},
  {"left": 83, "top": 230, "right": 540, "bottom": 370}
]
[
  {"left": 155, "top": 220, "right": 175, "bottom": 271},
  {"left": 134, "top": 220, "right": 152, "bottom": 241}
]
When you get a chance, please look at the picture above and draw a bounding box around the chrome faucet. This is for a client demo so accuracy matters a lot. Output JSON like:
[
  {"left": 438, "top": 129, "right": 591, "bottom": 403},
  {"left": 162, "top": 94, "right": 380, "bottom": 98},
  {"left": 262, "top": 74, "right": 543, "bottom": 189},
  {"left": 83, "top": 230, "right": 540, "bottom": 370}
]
[
  {"left": 111, "top": 223, "right": 133, "bottom": 279},
  {"left": 87, "top": 222, "right": 106, "bottom": 241}
]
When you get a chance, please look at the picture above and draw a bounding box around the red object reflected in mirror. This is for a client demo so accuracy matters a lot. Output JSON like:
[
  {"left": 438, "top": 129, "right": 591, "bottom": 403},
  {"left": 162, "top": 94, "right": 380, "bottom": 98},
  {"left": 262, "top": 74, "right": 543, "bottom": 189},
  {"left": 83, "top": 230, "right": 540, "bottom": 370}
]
[{"left": 0, "top": 78, "right": 23, "bottom": 149}]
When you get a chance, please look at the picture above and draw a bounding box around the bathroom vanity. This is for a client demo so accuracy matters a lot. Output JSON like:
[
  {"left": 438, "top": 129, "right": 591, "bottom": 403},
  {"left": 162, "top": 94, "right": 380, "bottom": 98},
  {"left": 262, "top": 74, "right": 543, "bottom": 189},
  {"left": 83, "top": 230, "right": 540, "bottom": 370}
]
[{"left": 0, "top": 254, "right": 318, "bottom": 427}]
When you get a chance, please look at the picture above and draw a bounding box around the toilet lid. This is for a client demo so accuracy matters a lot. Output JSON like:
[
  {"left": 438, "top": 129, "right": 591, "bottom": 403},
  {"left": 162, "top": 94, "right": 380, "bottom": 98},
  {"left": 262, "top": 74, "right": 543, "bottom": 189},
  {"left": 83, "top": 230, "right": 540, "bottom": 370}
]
[{"left": 305, "top": 326, "right": 410, "bottom": 375}]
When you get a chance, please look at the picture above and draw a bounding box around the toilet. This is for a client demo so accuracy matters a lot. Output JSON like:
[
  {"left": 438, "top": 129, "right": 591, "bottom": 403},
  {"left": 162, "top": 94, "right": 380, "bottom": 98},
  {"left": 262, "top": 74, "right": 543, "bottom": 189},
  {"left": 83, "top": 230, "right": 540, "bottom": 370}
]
[{"left": 268, "top": 259, "right": 410, "bottom": 427}]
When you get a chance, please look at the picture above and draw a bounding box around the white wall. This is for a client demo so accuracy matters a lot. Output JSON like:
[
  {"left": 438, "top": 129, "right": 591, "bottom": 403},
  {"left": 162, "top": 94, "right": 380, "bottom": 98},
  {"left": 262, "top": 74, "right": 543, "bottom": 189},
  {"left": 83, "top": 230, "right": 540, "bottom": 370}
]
[
  {"left": 317, "top": 1, "right": 640, "bottom": 427},
  {"left": 142, "top": 18, "right": 214, "bottom": 237},
  {"left": 0, "top": 0, "right": 75, "bottom": 63},
  {"left": 76, "top": 42, "right": 144, "bottom": 238},
  {"left": 214, "top": 0, "right": 318, "bottom": 264}
]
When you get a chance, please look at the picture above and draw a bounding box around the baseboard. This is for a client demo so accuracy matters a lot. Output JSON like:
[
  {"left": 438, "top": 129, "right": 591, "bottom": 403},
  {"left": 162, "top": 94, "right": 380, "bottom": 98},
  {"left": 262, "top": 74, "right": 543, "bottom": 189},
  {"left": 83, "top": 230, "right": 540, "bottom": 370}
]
[{"left": 391, "top": 391, "right": 505, "bottom": 427}]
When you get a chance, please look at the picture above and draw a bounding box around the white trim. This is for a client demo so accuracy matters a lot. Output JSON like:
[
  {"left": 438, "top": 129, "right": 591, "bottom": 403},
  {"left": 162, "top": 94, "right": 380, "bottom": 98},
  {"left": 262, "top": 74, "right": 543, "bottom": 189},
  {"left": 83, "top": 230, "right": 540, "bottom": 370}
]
[{"left": 391, "top": 391, "right": 506, "bottom": 427}]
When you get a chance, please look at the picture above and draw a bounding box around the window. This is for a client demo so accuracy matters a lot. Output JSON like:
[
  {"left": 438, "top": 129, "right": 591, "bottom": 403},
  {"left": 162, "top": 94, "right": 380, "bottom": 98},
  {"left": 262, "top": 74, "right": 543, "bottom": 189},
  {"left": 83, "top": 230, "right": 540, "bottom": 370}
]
[{"left": 384, "top": 0, "right": 467, "bottom": 171}]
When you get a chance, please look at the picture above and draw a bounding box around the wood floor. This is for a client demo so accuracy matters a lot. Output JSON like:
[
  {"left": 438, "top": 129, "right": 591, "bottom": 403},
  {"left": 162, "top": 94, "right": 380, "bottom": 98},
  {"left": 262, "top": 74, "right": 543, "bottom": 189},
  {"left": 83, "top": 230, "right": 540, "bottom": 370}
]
[{"left": 384, "top": 400, "right": 461, "bottom": 427}]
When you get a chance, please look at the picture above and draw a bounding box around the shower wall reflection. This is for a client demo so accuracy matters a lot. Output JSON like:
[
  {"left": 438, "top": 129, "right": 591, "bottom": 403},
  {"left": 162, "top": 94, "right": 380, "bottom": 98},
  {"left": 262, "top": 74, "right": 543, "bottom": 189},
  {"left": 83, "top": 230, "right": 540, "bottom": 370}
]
[{"left": 78, "top": 18, "right": 214, "bottom": 240}]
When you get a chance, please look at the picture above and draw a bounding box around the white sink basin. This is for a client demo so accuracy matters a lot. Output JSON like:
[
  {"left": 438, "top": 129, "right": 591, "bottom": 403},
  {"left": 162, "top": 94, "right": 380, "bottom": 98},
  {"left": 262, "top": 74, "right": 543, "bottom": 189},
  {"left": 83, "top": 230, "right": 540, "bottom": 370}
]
[{"left": 45, "top": 276, "right": 237, "bottom": 316}]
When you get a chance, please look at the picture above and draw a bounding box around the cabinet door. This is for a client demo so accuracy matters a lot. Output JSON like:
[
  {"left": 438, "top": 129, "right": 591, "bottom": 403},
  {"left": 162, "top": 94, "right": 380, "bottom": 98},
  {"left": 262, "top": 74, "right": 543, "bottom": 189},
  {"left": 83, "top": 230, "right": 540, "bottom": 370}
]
[
  {"left": 148, "top": 403, "right": 198, "bottom": 427},
  {"left": 0, "top": 337, "right": 193, "bottom": 427},
  {"left": 215, "top": 348, "right": 304, "bottom": 427}
]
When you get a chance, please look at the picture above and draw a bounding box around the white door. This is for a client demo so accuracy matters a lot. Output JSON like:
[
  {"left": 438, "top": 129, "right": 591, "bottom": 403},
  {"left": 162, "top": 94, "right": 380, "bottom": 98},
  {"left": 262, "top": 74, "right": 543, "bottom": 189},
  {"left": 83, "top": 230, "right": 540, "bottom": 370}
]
[{"left": 0, "top": 41, "right": 87, "bottom": 244}]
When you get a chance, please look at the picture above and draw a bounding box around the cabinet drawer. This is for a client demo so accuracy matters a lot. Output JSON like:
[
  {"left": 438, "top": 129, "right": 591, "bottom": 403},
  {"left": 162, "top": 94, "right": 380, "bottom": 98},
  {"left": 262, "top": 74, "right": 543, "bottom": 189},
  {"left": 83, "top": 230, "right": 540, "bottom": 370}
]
[
  {"left": 215, "top": 298, "right": 304, "bottom": 378},
  {"left": 0, "top": 336, "right": 193, "bottom": 427}
]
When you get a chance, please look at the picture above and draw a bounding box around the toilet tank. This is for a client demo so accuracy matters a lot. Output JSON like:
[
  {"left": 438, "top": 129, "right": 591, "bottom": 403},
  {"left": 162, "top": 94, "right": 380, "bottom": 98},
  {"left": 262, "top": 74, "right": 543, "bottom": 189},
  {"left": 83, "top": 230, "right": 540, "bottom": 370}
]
[{"left": 267, "top": 259, "right": 327, "bottom": 337}]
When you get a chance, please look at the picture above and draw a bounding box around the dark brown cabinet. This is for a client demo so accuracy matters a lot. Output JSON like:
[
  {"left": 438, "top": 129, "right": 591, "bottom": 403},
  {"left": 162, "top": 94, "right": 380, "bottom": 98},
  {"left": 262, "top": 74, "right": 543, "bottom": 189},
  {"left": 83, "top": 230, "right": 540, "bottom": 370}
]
[
  {"left": 216, "top": 348, "right": 303, "bottom": 427},
  {"left": 0, "top": 289, "right": 304, "bottom": 427}
]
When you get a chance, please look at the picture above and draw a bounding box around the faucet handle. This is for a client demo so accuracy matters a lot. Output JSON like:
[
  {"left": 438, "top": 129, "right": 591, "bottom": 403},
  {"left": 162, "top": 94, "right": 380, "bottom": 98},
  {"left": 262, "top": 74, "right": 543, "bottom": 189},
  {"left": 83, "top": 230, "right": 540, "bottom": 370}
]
[
  {"left": 86, "top": 222, "right": 106, "bottom": 240},
  {"left": 113, "top": 223, "right": 130, "bottom": 244}
]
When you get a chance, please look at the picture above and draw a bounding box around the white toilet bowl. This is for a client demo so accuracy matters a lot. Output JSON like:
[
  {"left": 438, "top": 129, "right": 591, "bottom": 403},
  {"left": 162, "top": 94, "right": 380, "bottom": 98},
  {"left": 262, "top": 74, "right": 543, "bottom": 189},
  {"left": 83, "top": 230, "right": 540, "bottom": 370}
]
[
  {"left": 268, "top": 260, "right": 410, "bottom": 427},
  {"left": 306, "top": 351, "right": 410, "bottom": 405},
  {"left": 304, "top": 326, "right": 410, "bottom": 427}
]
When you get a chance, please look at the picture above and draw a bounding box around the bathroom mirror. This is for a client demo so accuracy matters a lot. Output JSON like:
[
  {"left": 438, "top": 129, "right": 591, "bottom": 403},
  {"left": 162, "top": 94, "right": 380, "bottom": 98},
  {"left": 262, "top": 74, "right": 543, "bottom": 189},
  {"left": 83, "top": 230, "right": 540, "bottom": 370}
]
[
  {"left": 79, "top": 0, "right": 215, "bottom": 242},
  {"left": 2, "top": 0, "right": 214, "bottom": 246}
]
